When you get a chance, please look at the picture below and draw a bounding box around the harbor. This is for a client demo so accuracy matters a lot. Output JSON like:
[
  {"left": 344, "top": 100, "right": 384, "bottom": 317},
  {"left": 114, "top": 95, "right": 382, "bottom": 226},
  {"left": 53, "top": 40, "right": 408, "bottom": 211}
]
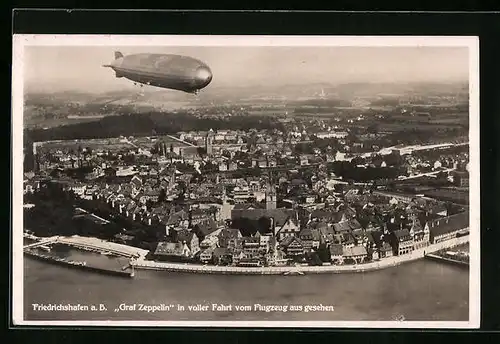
[
  {"left": 23, "top": 249, "right": 135, "bottom": 278},
  {"left": 23, "top": 232, "right": 469, "bottom": 276},
  {"left": 23, "top": 233, "right": 145, "bottom": 278}
]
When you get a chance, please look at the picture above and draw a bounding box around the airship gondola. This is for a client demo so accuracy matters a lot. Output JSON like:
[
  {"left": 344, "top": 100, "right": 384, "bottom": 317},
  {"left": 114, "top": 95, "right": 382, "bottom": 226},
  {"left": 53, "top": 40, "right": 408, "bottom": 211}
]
[{"left": 103, "top": 51, "right": 213, "bottom": 94}]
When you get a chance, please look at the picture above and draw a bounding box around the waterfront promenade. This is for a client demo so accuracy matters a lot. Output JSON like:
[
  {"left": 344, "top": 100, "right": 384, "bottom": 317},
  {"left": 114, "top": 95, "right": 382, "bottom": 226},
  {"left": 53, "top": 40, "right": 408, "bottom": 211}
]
[{"left": 131, "top": 235, "right": 470, "bottom": 275}]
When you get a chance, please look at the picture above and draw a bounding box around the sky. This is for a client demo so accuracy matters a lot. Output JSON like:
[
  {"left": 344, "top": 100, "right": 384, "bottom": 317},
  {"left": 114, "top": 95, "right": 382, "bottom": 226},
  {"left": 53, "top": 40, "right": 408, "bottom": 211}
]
[{"left": 23, "top": 46, "right": 470, "bottom": 93}]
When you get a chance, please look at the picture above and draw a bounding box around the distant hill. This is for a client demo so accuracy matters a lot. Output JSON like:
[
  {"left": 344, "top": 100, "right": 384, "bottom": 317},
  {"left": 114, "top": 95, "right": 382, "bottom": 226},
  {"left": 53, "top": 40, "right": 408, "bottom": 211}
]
[
  {"left": 24, "top": 80, "right": 468, "bottom": 103},
  {"left": 25, "top": 111, "right": 284, "bottom": 143}
]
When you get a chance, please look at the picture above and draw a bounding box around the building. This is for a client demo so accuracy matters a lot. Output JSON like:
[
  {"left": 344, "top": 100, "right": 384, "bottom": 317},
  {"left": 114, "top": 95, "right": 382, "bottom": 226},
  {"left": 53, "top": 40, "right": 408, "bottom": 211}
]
[
  {"left": 379, "top": 242, "right": 393, "bottom": 258},
  {"left": 192, "top": 218, "right": 220, "bottom": 242},
  {"left": 200, "top": 247, "right": 215, "bottom": 264},
  {"left": 217, "top": 227, "right": 242, "bottom": 249},
  {"left": 453, "top": 171, "right": 470, "bottom": 187},
  {"left": 429, "top": 211, "right": 469, "bottom": 244},
  {"left": 280, "top": 236, "right": 305, "bottom": 259},
  {"left": 392, "top": 228, "right": 414, "bottom": 256},
  {"left": 212, "top": 247, "right": 232, "bottom": 265},
  {"left": 298, "top": 227, "right": 321, "bottom": 250},
  {"left": 409, "top": 215, "right": 430, "bottom": 250},
  {"left": 153, "top": 242, "right": 191, "bottom": 262},
  {"left": 265, "top": 184, "right": 277, "bottom": 210},
  {"left": 329, "top": 243, "right": 344, "bottom": 264},
  {"left": 205, "top": 129, "right": 215, "bottom": 156},
  {"left": 342, "top": 245, "right": 368, "bottom": 264},
  {"left": 231, "top": 208, "right": 300, "bottom": 239},
  {"left": 372, "top": 190, "right": 414, "bottom": 203},
  {"left": 316, "top": 131, "right": 349, "bottom": 139}
]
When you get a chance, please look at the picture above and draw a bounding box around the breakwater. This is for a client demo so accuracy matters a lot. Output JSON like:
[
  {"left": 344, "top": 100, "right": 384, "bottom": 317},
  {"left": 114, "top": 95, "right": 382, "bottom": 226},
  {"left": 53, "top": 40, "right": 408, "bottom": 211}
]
[
  {"left": 131, "top": 235, "right": 470, "bottom": 275},
  {"left": 55, "top": 236, "right": 148, "bottom": 258},
  {"left": 24, "top": 234, "right": 149, "bottom": 259},
  {"left": 24, "top": 249, "right": 134, "bottom": 278}
]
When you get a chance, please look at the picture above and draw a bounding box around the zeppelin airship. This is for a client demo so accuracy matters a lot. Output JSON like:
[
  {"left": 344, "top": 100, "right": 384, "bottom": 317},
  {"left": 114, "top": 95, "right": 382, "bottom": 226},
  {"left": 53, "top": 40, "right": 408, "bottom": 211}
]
[{"left": 103, "top": 51, "right": 213, "bottom": 94}]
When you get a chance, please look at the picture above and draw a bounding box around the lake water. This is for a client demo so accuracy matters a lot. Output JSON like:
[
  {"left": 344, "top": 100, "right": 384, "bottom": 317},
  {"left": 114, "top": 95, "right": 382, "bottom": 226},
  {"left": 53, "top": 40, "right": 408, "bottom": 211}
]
[{"left": 22, "top": 246, "right": 470, "bottom": 322}]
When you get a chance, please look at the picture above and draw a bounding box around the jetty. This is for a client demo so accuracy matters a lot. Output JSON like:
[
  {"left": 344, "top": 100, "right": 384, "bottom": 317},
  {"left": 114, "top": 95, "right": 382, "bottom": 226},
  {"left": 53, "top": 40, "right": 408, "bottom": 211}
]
[
  {"left": 23, "top": 233, "right": 143, "bottom": 278},
  {"left": 23, "top": 236, "right": 59, "bottom": 249},
  {"left": 24, "top": 249, "right": 135, "bottom": 278},
  {"left": 425, "top": 253, "right": 469, "bottom": 268},
  {"left": 23, "top": 235, "right": 149, "bottom": 259}
]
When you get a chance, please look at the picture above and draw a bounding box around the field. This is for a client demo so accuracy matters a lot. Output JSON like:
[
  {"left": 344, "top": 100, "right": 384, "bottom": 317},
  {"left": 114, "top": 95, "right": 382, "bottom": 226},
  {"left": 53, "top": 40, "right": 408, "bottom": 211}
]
[
  {"left": 423, "top": 188, "right": 470, "bottom": 205},
  {"left": 34, "top": 133, "right": 193, "bottom": 153},
  {"left": 429, "top": 118, "right": 469, "bottom": 125},
  {"left": 247, "top": 109, "right": 290, "bottom": 116},
  {"left": 24, "top": 115, "right": 105, "bottom": 129},
  {"left": 376, "top": 122, "right": 466, "bottom": 131},
  {"left": 36, "top": 138, "right": 135, "bottom": 152}
]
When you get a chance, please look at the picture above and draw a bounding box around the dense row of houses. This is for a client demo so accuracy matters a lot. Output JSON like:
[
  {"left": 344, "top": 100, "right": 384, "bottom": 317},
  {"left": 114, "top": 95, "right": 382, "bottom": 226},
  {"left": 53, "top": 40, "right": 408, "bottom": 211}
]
[
  {"left": 24, "top": 161, "right": 470, "bottom": 268},
  {"left": 63, "top": 173, "right": 469, "bottom": 267},
  {"left": 149, "top": 209, "right": 469, "bottom": 267}
]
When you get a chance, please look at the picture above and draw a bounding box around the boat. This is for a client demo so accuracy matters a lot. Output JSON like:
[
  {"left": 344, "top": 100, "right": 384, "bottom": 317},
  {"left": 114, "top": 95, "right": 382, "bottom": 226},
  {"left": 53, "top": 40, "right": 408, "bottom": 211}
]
[
  {"left": 393, "top": 314, "right": 406, "bottom": 321},
  {"left": 284, "top": 269, "right": 305, "bottom": 276}
]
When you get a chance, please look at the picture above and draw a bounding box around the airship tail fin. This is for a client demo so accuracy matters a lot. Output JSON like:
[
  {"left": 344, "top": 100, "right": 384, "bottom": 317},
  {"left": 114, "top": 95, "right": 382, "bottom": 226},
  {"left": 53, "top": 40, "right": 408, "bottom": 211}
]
[{"left": 114, "top": 51, "right": 124, "bottom": 59}]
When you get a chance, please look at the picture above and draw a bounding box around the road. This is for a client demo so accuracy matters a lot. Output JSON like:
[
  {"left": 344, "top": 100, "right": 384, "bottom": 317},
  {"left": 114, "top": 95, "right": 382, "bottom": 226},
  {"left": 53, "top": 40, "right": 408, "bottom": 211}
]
[
  {"left": 122, "top": 138, "right": 139, "bottom": 149},
  {"left": 75, "top": 207, "right": 110, "bottom": 224},
  {"left": 399, "top": 168, "right": 456, "bottom": 180},
  {"left": 165, "top": 135, "right": 196, "bottom": 147}
]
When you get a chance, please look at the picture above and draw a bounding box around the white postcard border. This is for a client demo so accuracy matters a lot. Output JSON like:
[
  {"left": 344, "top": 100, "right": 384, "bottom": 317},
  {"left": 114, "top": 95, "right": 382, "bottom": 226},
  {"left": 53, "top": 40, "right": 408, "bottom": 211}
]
[{"left": 11, "top": 34, "right": 480, "bottom": 328}]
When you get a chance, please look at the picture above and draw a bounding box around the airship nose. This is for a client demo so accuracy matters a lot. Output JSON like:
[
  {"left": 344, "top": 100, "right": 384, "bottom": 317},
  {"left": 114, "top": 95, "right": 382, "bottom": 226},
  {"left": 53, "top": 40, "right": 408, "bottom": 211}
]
[{"left": 194, "top": 66, "right": 213, "bottom": 87}]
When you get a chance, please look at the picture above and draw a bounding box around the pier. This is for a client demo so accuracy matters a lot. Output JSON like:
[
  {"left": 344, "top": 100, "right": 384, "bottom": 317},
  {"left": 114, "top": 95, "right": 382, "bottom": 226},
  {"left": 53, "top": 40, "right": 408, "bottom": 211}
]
[
  {"left": 23, "top": 234, "right": 147, "bottom": 278},
  {"left": 23, "top": 236, "right": 59, "bottom": 249},
  {"left": 24, "top": 249, "right": 134, "bottom": 278},
  {"left": 425, "top": 253, "right": 469, "bottom": 268},
  {"left": 56, "top": 236, "right": 147, "bottom": 258},
  {"left": 23, "top": 234, "right": 148, "bottom": 259}
]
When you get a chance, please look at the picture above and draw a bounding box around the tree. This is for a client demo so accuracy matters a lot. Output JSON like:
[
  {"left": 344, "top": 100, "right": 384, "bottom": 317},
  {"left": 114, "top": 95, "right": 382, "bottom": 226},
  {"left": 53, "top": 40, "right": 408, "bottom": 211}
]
[
  {"left": 232, "top": 217, "right": 258, "bottom": 237},
  {"left": 77, "top": 145, "right": 83, "bottom": 168},
  {"left": 306, "top": 251, "right": 323, "bottom": 266},
  {"left": 366, "top": 124, "right": 379, "bottom": 134},
  {"left": 257, "top": 216, "right": 272, "bottom": 234},
  {"left": 316, "top": 244, "right": 332, "bottom": 263},
  {"left": 351, "top": 156, "right": 365, "bottom": 166},
  {"left": 158, "top": 188, "right": 167, "bottom": 203}
]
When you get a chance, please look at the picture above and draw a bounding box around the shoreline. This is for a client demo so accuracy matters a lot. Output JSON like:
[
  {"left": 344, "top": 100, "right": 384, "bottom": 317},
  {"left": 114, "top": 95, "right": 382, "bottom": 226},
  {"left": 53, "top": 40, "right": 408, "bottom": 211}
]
[
  {"left": 24, "top": 232, "right": 469, "bottom": 276},
  {"left": 130, "top": 235, "right": 470, "bottom": 275}
]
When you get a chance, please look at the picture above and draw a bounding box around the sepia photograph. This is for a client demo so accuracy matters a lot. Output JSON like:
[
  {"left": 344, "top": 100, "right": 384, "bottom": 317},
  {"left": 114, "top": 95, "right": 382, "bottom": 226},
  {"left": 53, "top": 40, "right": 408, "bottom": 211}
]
[{"left": 12, "top": 35, "right": 480, "bottom": 328}]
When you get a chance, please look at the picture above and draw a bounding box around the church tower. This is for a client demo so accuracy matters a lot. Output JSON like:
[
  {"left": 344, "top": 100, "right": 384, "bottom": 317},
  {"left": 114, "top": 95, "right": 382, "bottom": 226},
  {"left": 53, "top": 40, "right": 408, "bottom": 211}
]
[
  {"left": 266, "top": 183, "right": 277, "bottom": 210},
  {"left": 221, "top": 185, "right": 233, "bottom": 221},
  {"left": 205, "top": 129, "right": 214, "bottom": 156},
  {"left": 168, "top": 168, "right": 176, "bottom": 190}
]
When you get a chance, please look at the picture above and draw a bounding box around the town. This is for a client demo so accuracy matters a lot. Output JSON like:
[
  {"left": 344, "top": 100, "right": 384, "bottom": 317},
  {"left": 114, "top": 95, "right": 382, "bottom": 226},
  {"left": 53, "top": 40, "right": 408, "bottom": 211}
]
[{"left": 23, "top": 99, "right": 470, "bottom": 269}]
